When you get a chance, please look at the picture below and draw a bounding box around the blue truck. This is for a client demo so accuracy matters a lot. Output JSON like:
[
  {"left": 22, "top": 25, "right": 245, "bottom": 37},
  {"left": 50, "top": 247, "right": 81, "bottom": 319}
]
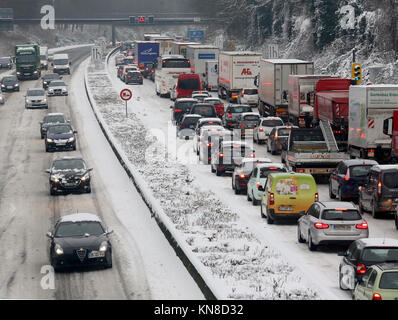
[{"left": 134, "top": 41, "right": 160, "bottom": 78}]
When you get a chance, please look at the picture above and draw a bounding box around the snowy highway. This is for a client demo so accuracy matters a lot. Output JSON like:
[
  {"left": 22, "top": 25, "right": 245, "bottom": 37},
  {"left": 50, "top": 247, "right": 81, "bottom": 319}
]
[{"left": 0, "top": 46, "right": 203, "bottom": 300}]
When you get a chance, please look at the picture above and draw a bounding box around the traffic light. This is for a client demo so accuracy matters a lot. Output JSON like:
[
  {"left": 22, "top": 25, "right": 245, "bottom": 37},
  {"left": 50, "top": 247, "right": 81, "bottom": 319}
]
[
  {"left": 129, "top": 16, "right": 136, "bottom": 24},
  {"left": 352, "top": 63, "right": 362, "bottom": 85}
]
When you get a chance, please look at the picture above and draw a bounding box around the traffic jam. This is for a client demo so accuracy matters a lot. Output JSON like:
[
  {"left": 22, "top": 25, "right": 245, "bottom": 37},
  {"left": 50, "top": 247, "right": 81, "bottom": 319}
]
[{"left": 111, "top": 34, "right": 398, "bottom": 300}]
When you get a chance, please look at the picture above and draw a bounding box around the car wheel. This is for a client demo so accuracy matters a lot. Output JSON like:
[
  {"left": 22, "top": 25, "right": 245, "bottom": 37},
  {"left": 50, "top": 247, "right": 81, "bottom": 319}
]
[
  {"left": 395, "top": 213, "right": 398, "bottom": 230},
  {"left": 308, "top": 232, "right": 317, "bottom": 251},
  {"left": 261, "top": 206, "right": 266, "bottom": 219},
  {"left": 50, "top": 188, "right": 56, "bottom": 196},
  {"left": 247, "top": 190, "right": 252, "bottom": 202},
  {"left": 267, "top": 142, "right": 270, "bottom": 153},
  {"left": 338, "top": 188, "right": 345, "bottom": 201},
  {"left": 211, "top": 165, "right": 215, "bottom": 173},
  {"left": 86, "top": 184, "right": 92, "bottom": 194},
  {"left": 297, "top": 225, "right": 305, "bottom": 243},
  {"left": 235, "top": 185, "right": 241, "bottom": 195},
  {"left": 329, "top": 181, "right": 336, "bottom": 199},
  {"left": 45, "top": 145, "right": 49, "bottom": 152},
  {"left": 266, "top": 209, "right": 274, "bottom": 224},
  {"left": 371, "top": 201, "right": 380, "bottom": 219},
  {"left": 106, "top": 250, "right": 112, "bottom": 268},
  {"left": 271, "top": 145, "right": 276, "bottom": 155}
]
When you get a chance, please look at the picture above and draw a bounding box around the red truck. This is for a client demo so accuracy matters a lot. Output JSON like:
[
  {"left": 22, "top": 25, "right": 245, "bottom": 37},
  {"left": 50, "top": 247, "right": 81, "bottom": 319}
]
[{"left": 313, "top": 78, "right": 352, "bottom": 149}]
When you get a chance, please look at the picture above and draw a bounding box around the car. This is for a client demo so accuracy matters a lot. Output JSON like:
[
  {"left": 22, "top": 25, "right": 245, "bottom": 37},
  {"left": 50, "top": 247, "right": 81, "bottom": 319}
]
[
  {"left": 359, "top": 164, "right": 398, "bottom": 219},
  {"left": 253, "top": 117, "right": 284, "bottom": 144},
  {"left": 171, "top": 73, "right": 202, "bottom": 100},
  {"left": 210, "top": 141, "right": 255, "bottom": 176},
  {"left": 47, "top": 80, "right": 68, "bottom": 96},
  {"left": 329, "top": 159, "right": 378, "bottom": 201},
  {"left": 45, "top": 123, "right": 77, "bottom": 152},
  {"left": 42, "top": 73, "right": 61, "bottom": 89},
  {"left": 198, "top": 129, "right": 232, "bottom": 164},
  {"left": 194, "top": 124, "right": 224, "bottom": 156},
  {"left": 115, "top": 54, "right": 125, "bottom": 66},
  {"left": 177, "top": 114, "right": 202, "bottom": 139},
  {"left": 120, "top": 65, "right": 139, "bottom": 82},
  {"left": 297, "top": 202, "right": 369, "bottom": 252},
  {"left": 0, "top": 56, "right": 12, "bottom": 69},
  {"left": 353, "top": 263, "right": 398, "bottom": 300},
  {"left": 192, "top": 90, "right": 211, "bottom": 97},
  {"left": 142, "top": 63, "right": 153, "bottom": 78},
  {"left": 40, "top": 113, "right": 68, "bottom": 139},
  {"left": 171, "top": 98, "right": 198, "bottom": 125},
  {"left": 338, "top": 238, "right": 398, "bottom": 291},
  {"left": 125, "top": 71, "right": 143, "bottom": 84},
  {"left": 193, "top": 117, "right": 223, "bottom": 150},
  {"left": 222, "top": 105, "right": 252, "bottom": 129},
  {"left": 0, "top": 91, "right": 4, "bottom": 104},
  {"left": 259, "top": 173, "right": 318, "bottom": 224},
  {"left": 203, "top": 97, "right": 225, "bottom": 118},
  {"left": 1, "top": 75, "right": 19, "bottom": 92},
  {"left": 25, "top": 88, "right": 48, "bottom": 109},
  {"left": 247, "top": 163, "right": 287, "bottom": 204},
  {"left": 191, "top": 93, "right": 210, "bottom": 103},
  {"left": 46, "top": 157, "right": 92, "bottom": 195},
  {"left": 236, "top": 112, "right": 261, "bottom": 138},
  {"left": 238, "top": 88, "right": 258, "bottom": 107},
  {"left": 232, "top": 158, "right": 273, "bottom": 195},
  {"left": 148, "top": 63, "right": 155, "bottom": 82},
  {"left": 121, "top": 56, "right": 135, "bottom": 66},
  {"left": 267, "top": 125, "right": 297, "bottom": 155},
  {"left": 190, "top": 103, "right": 217, "bottom": 118},
  {"left": 47, "top": 213, "right": 112, "bottom": 271}
]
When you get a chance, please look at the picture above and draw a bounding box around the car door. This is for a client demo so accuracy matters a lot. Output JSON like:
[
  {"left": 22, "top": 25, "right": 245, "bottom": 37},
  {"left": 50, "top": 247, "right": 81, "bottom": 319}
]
[
  {"left": 363, "top": 269, "right": 378, "bottom": 300},
  {"left": 354, "top": 268, "right": 372, "bottom": 300},
  {"left": 362, "top": 171, "right": 377, "bottom": 210},
  {"left": 300, "top": 203, "right": 318, "bottom": 239},
  {"left": 331, "top": 163, "right": 343, "bottom": 194}
]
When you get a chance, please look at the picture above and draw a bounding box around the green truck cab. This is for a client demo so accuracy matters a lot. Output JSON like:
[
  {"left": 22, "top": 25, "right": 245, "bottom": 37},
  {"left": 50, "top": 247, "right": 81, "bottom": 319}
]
[{"left": 15, "top": 44, "right": 41, "bottom": 80}]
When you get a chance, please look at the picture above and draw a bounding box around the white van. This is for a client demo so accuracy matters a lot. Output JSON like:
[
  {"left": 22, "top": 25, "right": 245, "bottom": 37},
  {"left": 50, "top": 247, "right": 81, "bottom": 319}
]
[{"left": 52, "top": 53, "right": 71, "bottom": 75}]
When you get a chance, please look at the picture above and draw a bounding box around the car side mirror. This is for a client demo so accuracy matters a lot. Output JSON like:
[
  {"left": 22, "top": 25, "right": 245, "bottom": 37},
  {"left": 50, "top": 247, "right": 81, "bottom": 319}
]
[
  {"left": 45, "top": 169, "right": 51, "bottom": 174},
  {"left": 338, "top": 251, "right": 347, "bottom": 257},
  {"left": 170, "top": 106, "right": 173, "bottom": 109},
  {"left": 39, "top": 121, "right": 43, "bottom": 124},
  {"left": 46, "top": 232, "right": 53, "bottom": 239},
  {"left": 73, "top": 130, "right": 78, "bottom": 134},
  {"left": 106, "top": 229, "right": 114, "bottom": 235},
  {"left": 69, "top": 62, "right": 72, "bottom": 66},
  {"left": 88, "top": 168, "right": 93, "bottom": 172}
]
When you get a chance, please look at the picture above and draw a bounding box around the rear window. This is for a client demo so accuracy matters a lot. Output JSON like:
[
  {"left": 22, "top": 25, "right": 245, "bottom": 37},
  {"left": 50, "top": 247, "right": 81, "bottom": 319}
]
[
  {"left": 176, "top": 101, "right": 196, "bottom": 111},
  {"left": 379, "top": 272, "right": 398, "bottom": 289},
  {"left": 262, "top": 119, "right": 284, "bottom": 127},
  {"left": 192, "top": 106, "right": 216, "bottom": 117},
  {"left": 278, "top": 129, "right": 291, "bottom": 136},
  {"left": 321, "top": 209, "right": 361, "bottom": 221},
  {"left": 383, "top": 172, "right": 398, "bottom": 189},
  {"left": 361, "top": 248, "right": 398, "bottom": 263},
  {"left": 229, "top": 106, "right": 252, "bottom": 113},
  {"left": 162, "top": 59, "right": 190, "bottom": 68},
  {"left": 244, "top": 115, "right": 260, "bottom": 121},
  {"left": 260, "top": 167, "right": 287, "bottom": 178},
  {"left": 179, "top": 78, "right": 200, "bottom": 90},
  {"left": 291, "top": 129, "right": 324, "bottom": 141},
  {"left": 350, "top": 165, "right": 373, "bottom": 178},
  {"left": 243, "top": 89, "right": 258, "bottom": 95}
]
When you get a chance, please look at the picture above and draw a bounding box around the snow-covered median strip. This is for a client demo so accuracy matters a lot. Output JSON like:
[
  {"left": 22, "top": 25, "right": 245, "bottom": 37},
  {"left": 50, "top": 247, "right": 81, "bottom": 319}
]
[{"left": 84, "top": 58, "right": 320, "bottom": 300}]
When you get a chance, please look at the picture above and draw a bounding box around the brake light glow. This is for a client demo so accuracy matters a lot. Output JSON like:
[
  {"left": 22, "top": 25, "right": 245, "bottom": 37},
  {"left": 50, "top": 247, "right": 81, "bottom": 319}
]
[
  {"left": 162, "top": 82, "right": 166, "bottom": 87},
  {"left": 174, "top": 109, "right": 182, "bottom": 112},
  {"left": 315, "top": 193, "right": 319, "bottom": 202},
  {"left": 207, "top": 143, "right": 213, "bottom": 147},
  {"left": 269, "top": 193, "right": 274, "bottom": 205},
  {"left": 377, "top": 181, "right": 382, "bottom": 198},
  {"left": 314, "top": 222, "right": 329, "bottom": 229},
  {"left": 259, "top": 127, "right": 264, "bottom": 132},
  {"left": 356, "top": 222, "right": 368, "bottom": 230},
  {"left": 239, "top": 174, "right": 246, "bottom": 179},
  {"left": 356, "top": 263, "right": 366, "bottom": 275},
  {"left": 275, "top": 131, "right": 278, "bottom": 138},
  {"left": 257, "top": 181, "right": 261, "bottom": 188},
  {"left": 372, "top": 293, "right": 382, "bottom": 300},
  {"left": 344, "top": 168, "right": 350, "bottom": 181},
  {"left": 219, "top": 153, "right": 224, "bottom": 158},
  {"left": 240, "top": 123, "right": 245, "bottom": 129},
  {"left": 248, "top": 153, "right": 255, "bottom": 158},
  {"left": 227, "top": 113, "right": 232, "bottom": 118}
]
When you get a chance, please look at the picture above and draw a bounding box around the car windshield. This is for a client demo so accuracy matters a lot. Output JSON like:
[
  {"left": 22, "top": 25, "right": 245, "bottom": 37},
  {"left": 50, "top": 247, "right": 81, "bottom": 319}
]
[
  {"left": 16, "top": 55, "right": 36, "bottom": 64},
  {"left": 176, "top": 101, "right": 196, "bottom": 111},
  {"left": 379, "top": 272, "right": 398, "bottom": 290},
  {"left": 350, "top": 165, "right": 373, "bottom": 178},
  {"left": 262, "top": 119, "right": 284, "bottom": 127},
  {"left": 243, "top": 115, "right": 260, "bottom": 121},
  {"left": 192, "top": 106, "right": 215, "bottom": 117},
  {"left": 260, "top": 167, "right": 286, "bottom": 178},
  {"left": 55, "top": 221, "right": 104, "bottom": 238},
  {"left": 2, "top": 76, "right": 16, "bottom": 82},
  {"left": 54, "top": 59, "right": 68, "bottom": 65},
  {"left": 182, "top": 117, "right": 200, "bottom": 126},
  {"left": 179, "top": 78, "right": 200, "bottom": 90},
  {"left": 40, "top": 55, "right": 46, "bottom": 60},
  {"left": 321, "top": 209, "right": 361, "bottom": 221},
  {"left": 125, "top": 68, "right": 137, "bottom": 72},
  {"left": 0, "top": 58, "right": 10, "bottom": 64},
  {"left": 361, "top": 248, "right": 398, "bottom": 263},
  {"left": 128, "top": 72, "right": 140, "bottom": 76},
  {"left": 27, "top": 90, "right": 44, "bottom": 96},
  {"left": 383, "top": 172, "right": 398, "bottom": 189},
  {"left": 162, "top": 59, "right": 190, "bottom": 68},
  {"left": 47, "top": 125, "right": 72, "bottom": 134},
  {"left": 229, "top": 106, "right": 252, "bottom": 113},
  {"left": 278, "top": 129, "right": 291, "bottom": 136},
  {"left": 243, "top": 89, "right": 258, "bottom": 95},
  {"left": 49, "top": 81, "right": 65, "bottom": 87},
  {"left": 205, "top": 100, "right": 221, "bottom": 106},
  {"left": 44, "top": 115, "right": 65, "bottom": 123},
  {"left": 53, "top": 159, "right": 86, "bottom": 170},
  {"left": 291, "top": 129, "right": 324, "bottom": 141}
]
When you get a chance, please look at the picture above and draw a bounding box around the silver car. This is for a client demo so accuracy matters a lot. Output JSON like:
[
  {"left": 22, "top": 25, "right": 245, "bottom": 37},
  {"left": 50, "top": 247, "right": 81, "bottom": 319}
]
[
  {"left": 25, "top": 88, "right": 48, "bottom": 109},
  {"left": 297, "top": 201, "right": 369, "bottom": 251},
  {"left": 47, "top": 80, "right": 68, "bottom": 96}
]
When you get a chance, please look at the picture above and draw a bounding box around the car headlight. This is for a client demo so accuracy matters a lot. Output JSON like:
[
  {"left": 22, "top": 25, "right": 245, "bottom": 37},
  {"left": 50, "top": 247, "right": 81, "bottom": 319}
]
[
  {"left": 1, "top": 84, "right": 4, "bottom": 87},
  {"left": 55, "top": 244, "right": 64, "bottom": 255},
  {"left": 67, "top": 137, "right": 75, "bottom": 143},
  {"left": 43, "top": 98, "right": 47, "bottom": 103},
  {"left": 47, "top": 138, "right": 53, "bottom": 143},
  {"left": 14, "top": 83, "right": 19, "bottom": 87},
  {"left": 33, "top": 71, "right": 38, "bottom": 74},
  {"left": 16, "top": 72, "right": 21, "bottom": 75},
  {"left": 99, "top": 241, "right": 108, "bottom": 252},
  {"left": 43, "top": 81, "right": 47, "bottom": 85},
  {"left": 50, "top": 175, "right": 59, "bottom": 183},
  {"left": 26, "top": 99, "right": 31, "bottom": 103},
  {"left": 81, "top": 172, "right": 89, "bottom": 182}
]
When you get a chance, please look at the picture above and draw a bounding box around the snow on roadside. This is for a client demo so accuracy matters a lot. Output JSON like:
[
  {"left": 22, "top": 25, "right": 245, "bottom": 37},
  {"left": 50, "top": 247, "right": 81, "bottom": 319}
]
[{"left": 85, "top": 62, "right": 319, "bottom": 300}]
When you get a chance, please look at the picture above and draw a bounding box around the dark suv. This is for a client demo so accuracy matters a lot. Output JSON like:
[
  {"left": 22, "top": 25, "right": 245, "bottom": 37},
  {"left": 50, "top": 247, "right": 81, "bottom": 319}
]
[
  {"left": 171, "top": 98, "right": 198, "bottom": 125},
  {"left": 190, "top": 103, "right": 217, "bottom": 118},
  {"left": 359, "top": 165, "right": 398, "bottom": 218},
  {"left": 223, "top": 105, "right": 252, "bottom": 129}
]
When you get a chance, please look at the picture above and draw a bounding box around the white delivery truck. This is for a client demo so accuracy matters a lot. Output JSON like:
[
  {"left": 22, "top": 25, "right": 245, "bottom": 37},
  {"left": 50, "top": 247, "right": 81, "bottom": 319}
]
[
  {"left": 40, "top": 46, "right": 48, "bottom": 70},
  {"left": 203, "top": 60, "right": 218, "bottom": 91},
  {"left": 186, "top": 45, "right": 219, "bottom": 86},
  {"left": 256, "top": 59, "right": 313, "bottom": 120},
  {"left": 348, "top": 85, "right": 398, "bottom": 162},
  {"left": 149, "top": 36, "right": 174, "bottom": 55},
  {"left": 52, "top": 53, "right": 70, "bottom": 75},
  {"left": 218, "top": 51, "right": 262, "bottom": 103}
]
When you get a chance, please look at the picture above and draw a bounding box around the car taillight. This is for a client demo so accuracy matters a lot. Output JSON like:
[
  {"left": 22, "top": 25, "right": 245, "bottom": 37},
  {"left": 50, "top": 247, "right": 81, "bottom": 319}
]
[
  {"left": 162, "top": 82, "right": 166, "bottom": 87},
  {"left": 248, "top": 153, "right": 255, "bottom": 158},
  {"left": 257, "top": 181, "right": 261, "bottom": 188},
  {"left": 297, "top": 169, "right": 304, "bottom": 173},
  {"left": 356, "top": 263, "right": 366, "bottom": 275},
  {"left": 344, "top": 168, "right": 350, "bottom": 181},
  {"left": 207, "top": 143, "right": 213, "bottom": 147},
  {"left": 372, "top": 293, "right": 382, "bottom": 300},
  {"left": 259, "top": 127, "right": 264, "bottom": 132},
  {"left": 356, "top": 222, "right": 368, "bottom": 230},
  {"left": 315, "top": 193, "right": 319, "bottom": 202},
  {"left": 139, "top": 76, "right": 142, "bottom": 79},
  {"left": 227, "top": 113, "right": 232, "bottom": 118},
  {"left": 240, "top": 123, "right": 245, "bottom": 129},
  {"left": 128, "top": 76, "right": 131, "bottom": 78},
  {"left": 180, "top": 124, "right": 185, "bottom": 129},
  {"left": 314, "top": 222, "right": 329, "bottom": 229},
  {"left": 174, "top": 109, "right": 182, "bottom": 113},
  {"left": 269, "top": 193, "right": 275, "bottom": 205},
  {"left": 377, "top": 181, "right": 382, "bottom": 198},
  {"left": 219, "top": 153, "right": 224, "bottom": 158},
  {"left": 238, "top": 174, "right": 246, "bottom": 179},
  {"left": 275, "top": 131, "right": 279, "bottom": 138}
]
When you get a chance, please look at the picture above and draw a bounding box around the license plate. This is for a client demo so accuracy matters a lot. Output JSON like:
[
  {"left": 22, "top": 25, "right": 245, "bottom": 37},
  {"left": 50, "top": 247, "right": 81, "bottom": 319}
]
[
  {"left": 245, "top": 129, "right": 254, "bottom": 134},
  {"left": 56, "top": 143, "right": 66, "bottom": 146},
  {"left": 333, "top": 225, "right": 351, "bottom": 230},
  {"left": 24, "top": 73, "right": 30, "bottom": 75},
  {"left": 7, "top": 86, "right": 12, "bottom": 89},
  {"left": 278, "top": 206, "right": 294, "bottom": 211},
  {"left": 65, "top": 183, "right": 75, "bottom": 187},
  {"left": 312, "top": 168, "right": 328, "bottom": 173},
  {"left": 88, "top": 251, "right": 105, "bottom": 259}
]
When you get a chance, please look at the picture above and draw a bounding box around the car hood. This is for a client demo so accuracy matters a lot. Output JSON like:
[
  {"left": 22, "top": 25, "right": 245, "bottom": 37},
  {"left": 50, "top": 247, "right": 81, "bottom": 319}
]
[
  {"left": 47, "top": 132, "right": 73, "bottom": 140},
  {"left": 49, "top": 86, "right": 67, "bottom": 90},
  {"left": 51, "top": 168, "right": 87, "bottom": 179},
  {"left": 54, "top": 235, "right": 107, "bottom": 252},
  {"left": 27, "top": 95, "right": 46, "bottom": 100},
  {"left": 42, "top": 122, "right": 65, "bottom": 128},
  {"left": 2, "top": 81, "right": 17, "bottom": 86}
]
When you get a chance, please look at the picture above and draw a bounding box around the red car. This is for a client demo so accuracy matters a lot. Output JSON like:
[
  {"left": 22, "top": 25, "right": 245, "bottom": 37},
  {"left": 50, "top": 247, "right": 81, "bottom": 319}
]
[
  {"left": 204, "top": 97, "right": 225, "bottom": 118},
  {"left": 173, "top": 73, "right": 202, "bottom": 100}
]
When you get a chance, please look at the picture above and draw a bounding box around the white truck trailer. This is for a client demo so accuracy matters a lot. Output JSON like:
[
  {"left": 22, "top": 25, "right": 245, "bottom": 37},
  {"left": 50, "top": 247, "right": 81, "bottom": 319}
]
[
  {"left": 218, "top": 51, "right": 262, "bottom": 103},
  {"left": 203, "top": 60, "right": 218, "bottom": 91},
  {"left": 348, "top": 85, "right": 398, "bottom": 162},
  {"left": 186, "top": 44, "right": 219, "bottom": 86},
  {"left": 256, "top": 59, "right": 313, "bottom": 120}
]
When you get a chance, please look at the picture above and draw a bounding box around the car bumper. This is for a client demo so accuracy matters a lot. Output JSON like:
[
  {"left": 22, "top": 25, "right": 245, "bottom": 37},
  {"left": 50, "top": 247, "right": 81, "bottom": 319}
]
[
  {"left": 26, "top": 103, "right": 48, "bottom": 108},
  {"left": 216, "top": 164, "right": 237, "bottom": 172},
  {"left": 1, "top": 86, "right": 19, "bottom": 92},
  {"left": 46, "top": 141, "right": 76, "bottom": 151},
  {"left": 50, "top": 180, "right": 90, "bottom": 193},
  {"left": 125, "top": 79, "right": 143, "bottom": 84},
  {"left": 48, "top": 91, "right": 68, "bottom": 96},
  {"left": 53, "top": 69, "right": 70, "bottom": 74},
  {"left": 52, "top": 251, "right": 109, "bottom": 269},
  {"left": 312, "top": 232, "right": 369, "bottom": 246},
  {"left": 268, "top": 208, "right": 304, "bottom": 220},
  {"left": 257, "top": 132, "right": 268, "bottom": 141}
]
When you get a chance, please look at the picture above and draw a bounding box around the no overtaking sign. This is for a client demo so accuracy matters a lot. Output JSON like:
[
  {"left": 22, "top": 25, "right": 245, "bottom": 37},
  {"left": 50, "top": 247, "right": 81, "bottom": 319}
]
[{"left": 120, "top": 89, "right": 132, "bottom": 117}]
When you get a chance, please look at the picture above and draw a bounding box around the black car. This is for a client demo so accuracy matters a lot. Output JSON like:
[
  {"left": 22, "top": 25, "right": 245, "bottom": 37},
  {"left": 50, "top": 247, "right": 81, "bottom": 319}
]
[
  {"left": 40, "top": 113, "right": 68, "bottom": 139},
  {"left": 47, "top": 213, "right": 112, "bottom": 271},
  {"left": 267, "top": 126, "right": 296, "bottom": 155},
  {"left": 329, "top": 159, "right": 378, "bottom": 201},
  {"left": 142, "top": 63, "right": 152, "bottom": 78},
  {"left": 45, "top": 124, "right": 77, "bottom": 152},
  {"left": 1, "top": 75, "right": 19, "bottom": 92},
  {"left": 177, "top": 114, "right": 202, "bottom": 139},
  {"left": 171, "top": 98, "right": 198, "bottom": 125},
  {"left": 190, "top": 103, "right": 217, "bottom": 118},
  {"left": 46, "top": 157, "right": 92, "bottom": 194},
  {"left": 338, "top": 238, "right": 398, "bottom": 290},
  {"left": 223, "top": 105, "right": 252, "bottom": 129},
  {"left": 42, "top": 73, "right": 61, "bottom": 89},
  {"left": 125, "top": 71, "right": 143, "bottom": 84},
  {"left": 0, "top": 56, "right": 12, "bottom": 69}
]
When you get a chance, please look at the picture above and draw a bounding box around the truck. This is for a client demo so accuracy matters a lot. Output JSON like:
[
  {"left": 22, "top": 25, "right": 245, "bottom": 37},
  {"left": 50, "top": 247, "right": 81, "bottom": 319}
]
[
  {"left": 148, "top": 36, "right": 174, "bottom": 55},
  {"left": 40, "top": 46, "right": 48, "bottom": 70},
  {"left": 348, "top": 85, "right": 398, "bottom": 163},
  {"left": 134, "top": 41, "right": 160, "bottom": 76},
  {"left": 186, "top": 45, "right": 219, "bottom": 86},
  {"left": 203, "top": 60, "right": 218, "bottom": 91},
  {"left": 313, "top": 78, "right": 352, "bottom": 150},
  {"left": 172, "top": 41, "right": 198, "bottom": 57},
  {"left": 218, "top": 51, "right": 262, "bottom": 103},
  {"left": 256, "top": 59, "right": 313, "bottom": 120},
  {"left": 283, "top": 127, "right": 349, "bottom": 179},
  {"left": 288, "top": 75, "right": 338, "bottom": 128},
  {"left": 52, "top": 53, "right": 70, "bottom": 75},
  {"left": 15, "top": 44, "right": 41, "bottom": 80}
]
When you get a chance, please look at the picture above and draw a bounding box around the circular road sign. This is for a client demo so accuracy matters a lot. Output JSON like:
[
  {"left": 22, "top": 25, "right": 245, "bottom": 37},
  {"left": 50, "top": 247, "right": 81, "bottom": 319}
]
[{"left": 120, "top": 88, "right": 132, "bottom": 101}]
